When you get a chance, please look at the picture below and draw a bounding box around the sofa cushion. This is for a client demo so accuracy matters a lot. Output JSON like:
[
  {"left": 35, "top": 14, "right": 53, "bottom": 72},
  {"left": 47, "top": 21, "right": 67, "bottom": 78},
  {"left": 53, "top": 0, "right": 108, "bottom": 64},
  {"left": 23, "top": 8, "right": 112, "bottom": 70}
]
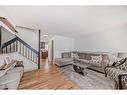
[
  {"left": 0, "top": 65, "right": 13, "bottom": 78},
  {"left": 0, "top": 80, "right": 20, "bottom": 89},
  {"left": 77, "top": 59, "right": 89, "bottom": 64},
  {"left": 55, "top": 58, "right": 73, "bottom": 63},
  {"left": 89, "top": 55, "right": 102, "bottom": 67},
  {"left": 62, "top": 52, "right": 71, "bottom": 58},
  {"left": 106, "top": 67, "right": 127, "bottom": 82},
  {"left": 0, "top": 70, "right": 6, "bottom": 78},
  {"left": 55, "top": 58, "right": 73, "bottom": 66},
  {"left": 7, "top": 67, "right": 24, "bottom": 74},
  {"left": 0, "top": 72, "right": 21, "bottom": 90},
  {"left": 0, "top": 72, "right": 21, "bottom": 86}
]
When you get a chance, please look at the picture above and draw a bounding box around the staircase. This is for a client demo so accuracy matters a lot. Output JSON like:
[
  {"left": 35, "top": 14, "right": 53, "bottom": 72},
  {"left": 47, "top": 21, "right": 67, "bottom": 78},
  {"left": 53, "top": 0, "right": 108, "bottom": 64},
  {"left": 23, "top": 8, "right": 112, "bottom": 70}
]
[
  {"left": 0, "top": 17, "right": 40, "bottom": 70},
  {"left": 1, "top": 36, "right": 40, "bottom": 68}
]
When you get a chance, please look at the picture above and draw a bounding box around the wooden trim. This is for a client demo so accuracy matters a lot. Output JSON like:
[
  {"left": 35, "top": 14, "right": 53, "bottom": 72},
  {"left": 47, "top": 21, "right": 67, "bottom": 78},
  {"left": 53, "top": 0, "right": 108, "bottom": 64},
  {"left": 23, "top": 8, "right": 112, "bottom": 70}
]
[
  {"left": 38, "top": 30, "right": 41, "bottom": 69},
  {"left": 0, "top": 17, "right": 18, "bottom": 33}
]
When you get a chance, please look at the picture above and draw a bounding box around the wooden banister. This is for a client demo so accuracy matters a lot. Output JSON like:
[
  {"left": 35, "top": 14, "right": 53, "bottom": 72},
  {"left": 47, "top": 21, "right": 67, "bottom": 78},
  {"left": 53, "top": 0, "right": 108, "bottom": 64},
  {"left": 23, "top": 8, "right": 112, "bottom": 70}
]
[
  {"left": 16, "top": 36, "right": 38, "bottom": 54},
  {"left": 2, "top": 37, "right": 17, "bottom": 48},
  {"left": 2, "top": 36, "right": 39, "bottom": 64}
]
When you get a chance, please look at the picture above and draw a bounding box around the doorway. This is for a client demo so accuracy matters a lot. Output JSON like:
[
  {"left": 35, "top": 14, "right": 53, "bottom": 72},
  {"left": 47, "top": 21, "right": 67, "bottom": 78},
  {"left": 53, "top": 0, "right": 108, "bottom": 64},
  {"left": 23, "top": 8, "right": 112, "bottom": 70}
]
[{"left": 40, "top": 42, "right": 48, "bottom": 59}]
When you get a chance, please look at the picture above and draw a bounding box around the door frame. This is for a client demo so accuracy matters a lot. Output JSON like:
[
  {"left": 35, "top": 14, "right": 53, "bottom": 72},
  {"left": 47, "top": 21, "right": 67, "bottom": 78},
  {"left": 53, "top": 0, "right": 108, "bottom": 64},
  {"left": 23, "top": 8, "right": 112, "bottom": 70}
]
[
  {"left": 38, "top": 30, "right": 41, "bottom": 69},
  {"left": 51, "top": 40, "right": 54, "bottom": 61}
]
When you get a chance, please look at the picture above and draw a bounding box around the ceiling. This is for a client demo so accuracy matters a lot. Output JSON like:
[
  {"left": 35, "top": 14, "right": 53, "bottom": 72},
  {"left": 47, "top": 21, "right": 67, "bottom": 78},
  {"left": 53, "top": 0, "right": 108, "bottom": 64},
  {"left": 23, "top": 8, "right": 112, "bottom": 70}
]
[{"left": 1, "top": 6, "right": 127, "bottom": 38}]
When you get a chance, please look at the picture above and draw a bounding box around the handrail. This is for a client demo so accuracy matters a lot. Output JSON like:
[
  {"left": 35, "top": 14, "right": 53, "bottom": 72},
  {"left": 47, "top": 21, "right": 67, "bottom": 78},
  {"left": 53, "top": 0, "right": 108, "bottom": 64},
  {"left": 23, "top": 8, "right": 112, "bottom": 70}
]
[
  {"left": 1, "top": 36, "right": 39, "bottom": 64},
  {"left": 2, "top": 37, "right": 17, "bottom": 48},
  {"left": 16, "top": 36, "right": 38, "bottom": 54},
  {"left": 2, "top": 36, "right": 39, "bottom": 55}
]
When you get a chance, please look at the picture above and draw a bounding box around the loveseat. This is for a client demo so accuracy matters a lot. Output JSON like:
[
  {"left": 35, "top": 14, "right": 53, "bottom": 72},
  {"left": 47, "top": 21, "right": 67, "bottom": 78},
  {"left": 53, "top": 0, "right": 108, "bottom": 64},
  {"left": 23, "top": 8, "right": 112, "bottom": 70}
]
[
  {"left": 105, "top": 58, "right": 127, "bottom": 89},
  {"left": 0, "top": 53, "right": 24, "bottom": 89},
  {"left": 55, "top": 51, "right": 110, "bottom": 73}
]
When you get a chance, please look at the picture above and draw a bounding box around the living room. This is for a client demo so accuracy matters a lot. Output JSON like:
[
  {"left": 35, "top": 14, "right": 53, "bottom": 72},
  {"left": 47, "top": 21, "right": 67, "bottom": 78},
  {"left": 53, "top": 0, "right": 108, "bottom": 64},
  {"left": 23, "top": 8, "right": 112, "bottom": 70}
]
[{"left": 0, "top": 1, "right": 127, "bottom": 95}]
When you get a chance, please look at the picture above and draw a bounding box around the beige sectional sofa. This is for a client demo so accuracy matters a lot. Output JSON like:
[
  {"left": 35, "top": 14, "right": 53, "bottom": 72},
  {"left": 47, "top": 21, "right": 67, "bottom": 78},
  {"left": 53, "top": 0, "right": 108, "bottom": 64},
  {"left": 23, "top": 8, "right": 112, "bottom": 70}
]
[
  {"left": 55, "top": 52, "right": 73, "bottom": 67},
  {"left": 55, "top": 51, "right": 110, "bottom": 73}
]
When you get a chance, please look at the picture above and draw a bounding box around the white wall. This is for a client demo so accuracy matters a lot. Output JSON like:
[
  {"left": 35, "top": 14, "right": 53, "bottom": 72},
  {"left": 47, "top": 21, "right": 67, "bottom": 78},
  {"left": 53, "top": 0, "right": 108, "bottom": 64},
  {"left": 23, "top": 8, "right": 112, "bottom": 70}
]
[
  {"left": 0, "top": 22, "right": 38, "bottom": 51},
  {"left": 1, "top": 27, "right": 15, "bottom": 44},
  {"left": 75, "top": 25, "right": 127, "bottom": 54},
  {"left": 0, "top": 8, "right": 38, "bottom": 51},
  {"left": 48, "top": 35, "right": 74, "bottom": 61},
  {"left": 15, "top": 28, "right": 39, "bottom": 51},
  {"left": 48, "top": 36, "right": 54, "bottom": 61},
  {"left": 54, "top": 35, "right": 74, "bottom": 58}
]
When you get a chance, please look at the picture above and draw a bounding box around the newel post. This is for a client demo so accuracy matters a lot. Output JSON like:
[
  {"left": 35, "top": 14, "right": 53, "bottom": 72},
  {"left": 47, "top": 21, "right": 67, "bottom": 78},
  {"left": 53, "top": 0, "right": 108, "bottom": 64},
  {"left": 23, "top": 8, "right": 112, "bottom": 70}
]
[{"left": 38, "top": 29, "right": 41, "bottom": 69}]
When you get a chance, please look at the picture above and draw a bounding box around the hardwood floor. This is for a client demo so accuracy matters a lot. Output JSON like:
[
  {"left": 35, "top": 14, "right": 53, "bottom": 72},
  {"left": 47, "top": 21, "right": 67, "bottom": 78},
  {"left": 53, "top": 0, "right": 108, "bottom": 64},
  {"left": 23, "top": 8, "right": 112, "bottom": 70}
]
[{"left": 18, "top": 58, "right": 79, "bottom": 89}]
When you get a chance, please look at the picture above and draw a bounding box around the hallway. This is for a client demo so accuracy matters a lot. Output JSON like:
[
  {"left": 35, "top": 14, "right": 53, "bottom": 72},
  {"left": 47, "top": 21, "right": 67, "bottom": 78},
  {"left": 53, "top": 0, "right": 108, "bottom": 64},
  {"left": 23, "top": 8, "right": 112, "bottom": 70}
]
[{"left": 18, "top": 59, "right": 79, "bottom": 89}]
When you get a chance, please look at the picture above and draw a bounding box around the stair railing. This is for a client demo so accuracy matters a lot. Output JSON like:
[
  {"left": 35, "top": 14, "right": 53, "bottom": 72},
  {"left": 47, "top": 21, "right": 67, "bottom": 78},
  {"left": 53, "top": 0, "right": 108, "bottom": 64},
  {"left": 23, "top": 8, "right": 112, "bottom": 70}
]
[{"left": 2, "top": 36, "right": 39, "bottom": 64}]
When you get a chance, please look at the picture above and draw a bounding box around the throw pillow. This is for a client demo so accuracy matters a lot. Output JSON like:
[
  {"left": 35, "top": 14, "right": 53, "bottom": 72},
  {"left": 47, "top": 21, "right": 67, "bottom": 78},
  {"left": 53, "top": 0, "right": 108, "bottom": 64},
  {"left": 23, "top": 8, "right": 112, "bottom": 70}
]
[
  {"left": 4, "top": 57, "right": 11, "bottom": 64},
  {"left": 117, "top": 59, "right": 127, "bottom": 71},
  {"left": 0, "top": 63, "right": 6, "bottom": 70},
  {"left": 15, "top": 60, "right": 24, "bottom": 67},
  {"left": 89, "top": 55, "right": 102, "bottom": 67},
  {"left": 2, "top": 60, "right": 16, "bottom": 70},
  {"left": 0, "top": 60, "right": 16, "bottom": 78},
  {"left": 71, "top": 53, "right": 79, "bottom": 60},
  {"left": 112, "top": 58, "right": 125, "bottom": 66}
]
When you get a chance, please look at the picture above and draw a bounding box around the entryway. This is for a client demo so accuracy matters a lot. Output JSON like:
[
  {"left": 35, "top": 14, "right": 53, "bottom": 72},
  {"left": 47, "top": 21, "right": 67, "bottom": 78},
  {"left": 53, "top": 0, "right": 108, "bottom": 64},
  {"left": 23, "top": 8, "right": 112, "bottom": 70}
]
[{"left": 39, "top": 33, "right": 54, "bottom": 69}]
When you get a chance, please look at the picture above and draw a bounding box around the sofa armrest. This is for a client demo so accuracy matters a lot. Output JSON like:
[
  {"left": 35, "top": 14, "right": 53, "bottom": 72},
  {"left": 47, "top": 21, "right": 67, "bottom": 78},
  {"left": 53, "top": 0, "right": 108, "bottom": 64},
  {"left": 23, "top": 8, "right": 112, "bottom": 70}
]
[
  {"left": 118, "top": 74, "right": 127, "bottom": 89},
  {"left": 101, "top": 60, "right": 109, "bottom": 69}
]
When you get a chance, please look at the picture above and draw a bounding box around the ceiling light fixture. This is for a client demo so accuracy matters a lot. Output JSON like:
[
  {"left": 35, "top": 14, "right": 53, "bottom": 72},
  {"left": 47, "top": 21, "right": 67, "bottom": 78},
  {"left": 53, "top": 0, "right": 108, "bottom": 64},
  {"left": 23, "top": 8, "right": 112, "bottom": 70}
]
[{"left": 43, "top": 34, "right": 48, "bottom": 37}]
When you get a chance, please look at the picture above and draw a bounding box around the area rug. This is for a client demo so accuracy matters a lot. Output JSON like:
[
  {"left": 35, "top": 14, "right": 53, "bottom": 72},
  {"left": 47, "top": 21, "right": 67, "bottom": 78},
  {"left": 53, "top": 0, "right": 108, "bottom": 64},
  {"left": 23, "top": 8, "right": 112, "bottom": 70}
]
[{"left": 59, "top": 65, "right": 115, "bottom": 89}]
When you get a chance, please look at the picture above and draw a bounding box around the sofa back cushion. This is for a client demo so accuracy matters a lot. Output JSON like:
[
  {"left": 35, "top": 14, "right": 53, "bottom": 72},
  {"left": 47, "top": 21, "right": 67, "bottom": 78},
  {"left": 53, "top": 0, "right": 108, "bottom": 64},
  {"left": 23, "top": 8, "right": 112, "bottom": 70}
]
[
  {"left": 89, "top": 55, "right": 102, "bottom": 67},
  {"left": 78, "top": 52, "right": 109, "bottom": 61},
  {"left": 61, "top": 52, "right": 71, "bottom": 58},
  {"left": 0, "top": 54, "right": 9, "bottom": 67}
]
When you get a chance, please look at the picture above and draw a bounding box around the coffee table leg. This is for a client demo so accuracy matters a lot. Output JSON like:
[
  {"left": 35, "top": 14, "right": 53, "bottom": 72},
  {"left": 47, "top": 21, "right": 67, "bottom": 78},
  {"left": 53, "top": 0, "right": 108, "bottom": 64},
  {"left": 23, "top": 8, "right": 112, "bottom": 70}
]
[
  {"left": 73, "top": 65, "right": 84, "bottom": 76},
  {"left": 79, "top": 71, "right": 84, "bottom": 76}
]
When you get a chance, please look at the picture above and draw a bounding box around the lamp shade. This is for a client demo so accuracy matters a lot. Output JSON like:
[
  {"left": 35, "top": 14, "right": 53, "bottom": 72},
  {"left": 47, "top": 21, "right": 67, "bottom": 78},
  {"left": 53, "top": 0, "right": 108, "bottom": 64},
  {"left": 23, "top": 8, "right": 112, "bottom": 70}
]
[{"left": 117, "top": 52, "right": 127, "bottom": 58}]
